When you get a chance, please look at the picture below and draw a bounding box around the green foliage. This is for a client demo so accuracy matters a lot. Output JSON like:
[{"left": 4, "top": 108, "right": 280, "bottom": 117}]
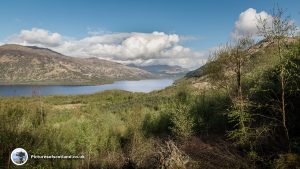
[
  {"left": 0, "top": 88, "right": 179, "bottom": 168},
  {"left": 194, "top": 13, "right": 299, "bottom": 165},
  {"left": 168, "top": 89, "right": 195, "bottom": 140},
  {"left": 170, "top": 102, "right": 194, "bottom": 140},
  {"left": 227, "top": 105, "right": 253, "bottom": 146},
  {"left": 190, "top": 90, "right": 230, "bottom": 135},
  {"left": 142, "top": 109, "right": 171, "bottom": 137}
]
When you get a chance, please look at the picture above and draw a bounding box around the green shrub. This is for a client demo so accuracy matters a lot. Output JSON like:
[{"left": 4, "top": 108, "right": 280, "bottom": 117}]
[
  {"left": 170, "top": 102, "right": 194, "bottom": 140},
  {"left": 190, "top": 90, "right": 230, "bottom": 135},
  {"left": 142, "top": 108, "right": 172, "bottom": 137}
]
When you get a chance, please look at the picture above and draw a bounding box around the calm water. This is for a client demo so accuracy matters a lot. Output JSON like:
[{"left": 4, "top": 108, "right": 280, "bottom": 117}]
[{"left": 0, "top": 79, "right": 174, "bottom": 96}]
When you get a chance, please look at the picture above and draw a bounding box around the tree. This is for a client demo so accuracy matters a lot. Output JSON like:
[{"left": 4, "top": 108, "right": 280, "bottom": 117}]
[
  {"left": 257, "top": 6, "right": 296, "bottom": 152},
  {"left": 204, "top": 45, "right": 232, "bottom": 91},
  {"left": 203, "top": 36, "right": 254, "bottom": 146},
  {"left": 226, "top": 37, "right": 255, "bottom": 147},
  {"left": 170, "top": 89, "right": 194, "bottom": 140},
  {"left": 205, "top": 36, "right": 253, "bottom": 95}
]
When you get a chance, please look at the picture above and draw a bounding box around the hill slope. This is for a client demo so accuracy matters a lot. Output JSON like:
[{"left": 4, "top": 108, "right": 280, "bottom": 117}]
[
  {"left": 185, "top": 37, "right": 299, "bottom": 79},
  {"left": 128, "top": 64, "right": 189, "bottom": 77},
  {"left": 0, "top": 44, "right": 154, "bottom": 85}
]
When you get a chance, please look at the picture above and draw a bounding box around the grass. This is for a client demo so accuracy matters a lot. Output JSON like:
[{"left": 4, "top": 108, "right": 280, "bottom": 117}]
[
  {"left": 0, "top": 74, "right": 279, "bottom": 169},
  {"left": 0, "top": 87, "right": 178, "bottom": 168}
]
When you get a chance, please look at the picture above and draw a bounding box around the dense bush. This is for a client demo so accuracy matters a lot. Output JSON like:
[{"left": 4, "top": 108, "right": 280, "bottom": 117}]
[{"left": 190, "top": 90, "right": 230, "bottom": 135}]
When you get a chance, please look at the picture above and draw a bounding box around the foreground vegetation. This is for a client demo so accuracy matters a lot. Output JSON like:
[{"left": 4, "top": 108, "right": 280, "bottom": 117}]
[
  {"left": 0, "top": 82, "right": 249, "bottom": 169},
  {"left": 1, "top": 8, "right": 300, "bottom": 169}
]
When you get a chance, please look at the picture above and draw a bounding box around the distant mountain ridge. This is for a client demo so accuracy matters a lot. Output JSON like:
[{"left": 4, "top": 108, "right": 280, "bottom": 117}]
[
  {"left": 128, "top": 64, "right": 189, "bottom": 77},
  {"left": 0, "top": 44, "right": 154, "bottom": 85}
]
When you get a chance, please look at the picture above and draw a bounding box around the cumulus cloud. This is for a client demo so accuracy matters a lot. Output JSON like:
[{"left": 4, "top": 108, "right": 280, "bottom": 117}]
[
  {"left": 6, "top": 29, "right": 205, "bottom": 69},
  {"left": 231, "top": 8, "right": 272, "bottom": 39},
  {"left": 11, "top": 28, "right": 62, "bottom": 47},
  {"left": 118, "top": 52, "right": 205, "bottom": 69}
]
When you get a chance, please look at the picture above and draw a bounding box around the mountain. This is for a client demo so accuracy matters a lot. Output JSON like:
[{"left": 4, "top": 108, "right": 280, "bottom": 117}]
[
  {"left": 185, "top": 66, "right": 206, "bottom": 78},
  {"left": 128, "top": 64, "right": 189, "bottom": 77},
  {"left": 0, "top": 44, "right": 154, "bottom": 85}
]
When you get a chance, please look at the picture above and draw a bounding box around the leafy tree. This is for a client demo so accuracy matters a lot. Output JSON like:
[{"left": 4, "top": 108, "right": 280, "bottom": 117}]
[
  {"left": 205, "top": 36, "right": 254, "bottom": 146},
  {"left": 257, "top": 6, "right": 296, "bottom": 152},
  {"left": 225, "top": 37, "right": 255, "bottom": 147}
]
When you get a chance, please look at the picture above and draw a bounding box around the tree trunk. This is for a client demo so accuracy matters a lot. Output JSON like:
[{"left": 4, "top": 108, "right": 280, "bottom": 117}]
[
  {"left": 236, "top": 49, "right": 246, "bottom": 138},
  {"left": 236, "top": 48, "right": 243, "bottom": 101},
  {"left": 281, "top": 67, "right": 291, "bottom": 152},
  {"left": 278, "top": 39, "right": 291, "bottom": 152}
]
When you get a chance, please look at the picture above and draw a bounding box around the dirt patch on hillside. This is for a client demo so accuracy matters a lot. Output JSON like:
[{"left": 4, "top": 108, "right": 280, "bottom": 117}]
[{"left": 53, "top": 103, "right": 83, "bottom": 110}]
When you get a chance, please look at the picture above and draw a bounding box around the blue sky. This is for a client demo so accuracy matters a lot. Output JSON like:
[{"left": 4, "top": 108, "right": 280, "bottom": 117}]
[{"left": 0, "top": 0, "right": 299, "bottom": 69}]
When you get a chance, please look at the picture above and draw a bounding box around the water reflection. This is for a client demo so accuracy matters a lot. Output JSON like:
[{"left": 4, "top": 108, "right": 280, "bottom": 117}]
[{"left": 0, "top": 79, "right": 174, "bottom": 96}]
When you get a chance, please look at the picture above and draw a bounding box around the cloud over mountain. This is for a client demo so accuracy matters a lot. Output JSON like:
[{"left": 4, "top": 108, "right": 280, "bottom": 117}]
[
  {"left": 13, "top": 28, "right": 62, "bottom": 47},
  {"left": 7, "top": 29, "right": 205, "bottom": 69}
]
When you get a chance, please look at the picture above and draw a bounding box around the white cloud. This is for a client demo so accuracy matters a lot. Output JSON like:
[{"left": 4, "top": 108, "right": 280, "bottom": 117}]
[
  {"left": 6, "top": 29, "right": 205, "bottom": 69},
  {"left": 12, "top": 28, "right": 62, "bottom": 47},
  {"left": 231, "top": 8, "right": 272, "bottom": 39}
]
